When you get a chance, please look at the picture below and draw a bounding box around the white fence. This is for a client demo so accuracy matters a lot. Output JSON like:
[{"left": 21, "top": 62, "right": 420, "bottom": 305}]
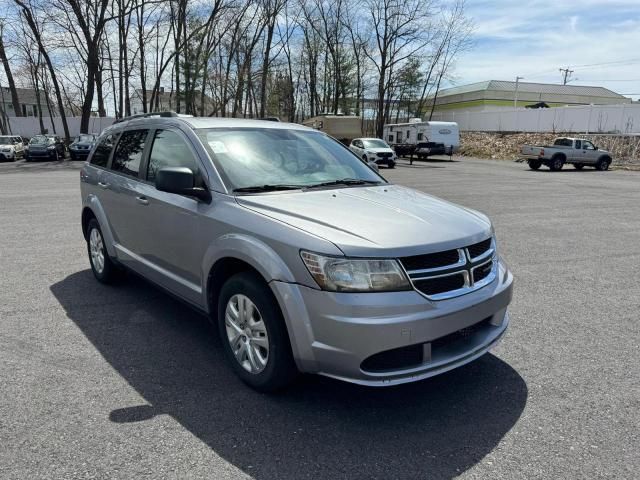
[
  {"left": 2, "top": 116, "right": 116, "bottom": 138},
  {"left": 430, "top": 103, "right": 640, "bottom": 134}
]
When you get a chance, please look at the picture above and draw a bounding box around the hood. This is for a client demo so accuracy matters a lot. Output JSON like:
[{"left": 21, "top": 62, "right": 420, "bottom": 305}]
[
  {"left": 364, "top": 147, "right": 394, "bottom": 154},
  {"left": 72, "top": 142, "right": 93, "bottom": 148},
  {"left": 236, "top": 184, "right": 492, "bottom": 257},
  {"left": 29, "top": 143, "right": 50, "bottom": 150},
  {"left": 0, "top": 143, "right": 14, "bottom": 149}
]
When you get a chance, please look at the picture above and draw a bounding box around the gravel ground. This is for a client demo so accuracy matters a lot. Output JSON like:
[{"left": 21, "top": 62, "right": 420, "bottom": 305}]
[{"left": 0, "top": 157, "right": 638, "bottom": 479}]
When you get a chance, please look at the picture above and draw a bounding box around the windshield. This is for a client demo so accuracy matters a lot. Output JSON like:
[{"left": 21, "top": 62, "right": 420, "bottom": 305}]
[
  {"left": 196, "top": 128, "right": 384, "bottom": 191},
  {"left": 76, "top": 134, "right": 95, "bottom": 143},
  {"left": 362, "top": 139, "right": 389, "bottom": 149},
  {"left": 0, "top": 136, "right": 13, "bottom": 144},
  {"left": 30, "top": 136, "right": 50, "bottom": 145}
]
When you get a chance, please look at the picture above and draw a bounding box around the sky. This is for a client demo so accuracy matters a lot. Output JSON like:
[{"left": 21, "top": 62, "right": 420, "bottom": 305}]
[{"left": 448, "top": 0, "right": 640, "bottom": 100}]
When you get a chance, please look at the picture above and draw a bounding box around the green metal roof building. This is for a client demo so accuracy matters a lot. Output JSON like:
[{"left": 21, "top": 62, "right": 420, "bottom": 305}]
[{"left": 429, "top": 80, "right": 631, "bottom": 113}]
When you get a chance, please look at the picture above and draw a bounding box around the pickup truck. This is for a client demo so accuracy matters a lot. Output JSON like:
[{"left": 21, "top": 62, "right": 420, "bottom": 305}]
[{"left": 521, "top": 137, "right": 613, "bottom": 171}]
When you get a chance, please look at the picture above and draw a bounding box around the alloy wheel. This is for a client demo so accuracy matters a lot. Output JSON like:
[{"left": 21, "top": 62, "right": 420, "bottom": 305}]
[
  {"left": 225, "top": 294, "right": 269, "bottom": 374},
  {"left": 89, "top": 228, "right": 105, "bottom": 274}
]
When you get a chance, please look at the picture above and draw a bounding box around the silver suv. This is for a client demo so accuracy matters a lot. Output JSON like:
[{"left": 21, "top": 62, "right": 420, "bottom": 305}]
[{"left": 80, "top": 113, "right": 513, "bottom": 391}]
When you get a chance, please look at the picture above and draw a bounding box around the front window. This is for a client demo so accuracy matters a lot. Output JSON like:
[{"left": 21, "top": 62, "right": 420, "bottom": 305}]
[
  {"left": 0, "top": 136, "right": 13, "bottom": 144},
  {"left": 196, "top": 128, "right": 383, "bottom": 192},
  {"left": 362, "top": 139, "right": 389, "bottom": 149}
]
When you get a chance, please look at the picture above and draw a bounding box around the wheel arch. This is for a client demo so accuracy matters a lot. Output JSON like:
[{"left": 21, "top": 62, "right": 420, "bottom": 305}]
[
  {"left": 81, "top": 207, "right": 96, "bottom": 240},
  {"left": 81, "top": 196, "right": 117, "bottom": 257},
  {"left": 202, "top": 234, "right": 298, "bottom": 315}
]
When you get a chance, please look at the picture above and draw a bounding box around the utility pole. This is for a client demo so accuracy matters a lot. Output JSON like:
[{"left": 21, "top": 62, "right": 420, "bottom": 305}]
[
  {"left": 514, "top": 76, "right": 524, "bottom": 109},
  {"left": 559, "top": 67, "right": 574, "bottom": 85}
]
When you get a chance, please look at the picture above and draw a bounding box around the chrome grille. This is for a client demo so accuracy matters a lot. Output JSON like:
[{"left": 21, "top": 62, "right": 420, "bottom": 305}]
[{"left": 400, "top": 237, "right": 497, "bottom": 300}]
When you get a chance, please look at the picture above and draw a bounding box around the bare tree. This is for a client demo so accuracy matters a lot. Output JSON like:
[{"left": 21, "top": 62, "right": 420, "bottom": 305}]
[
  {"left": 0, "top": 23, "right": 22, "bottom": 117},
  {"left": 365, "top": 0, "right": 432, "bottom": 137}
]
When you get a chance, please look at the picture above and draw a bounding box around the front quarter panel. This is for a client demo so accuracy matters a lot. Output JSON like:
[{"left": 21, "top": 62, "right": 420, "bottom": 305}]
[{"left": 200, "top": 194, "right": 343, "bottom": 310}]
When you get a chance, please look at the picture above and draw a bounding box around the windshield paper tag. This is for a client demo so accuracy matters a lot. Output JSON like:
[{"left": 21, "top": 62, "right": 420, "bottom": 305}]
[{"left": 208, "top": 140, "right": 228, "bottom": 154}]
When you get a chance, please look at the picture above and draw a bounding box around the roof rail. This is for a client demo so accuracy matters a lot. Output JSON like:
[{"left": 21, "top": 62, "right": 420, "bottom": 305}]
[{"left": 113, "top": 111, "right": 188, "bottom": 124}]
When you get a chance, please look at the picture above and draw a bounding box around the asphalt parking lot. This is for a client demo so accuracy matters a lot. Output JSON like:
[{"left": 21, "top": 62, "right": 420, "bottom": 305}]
[{"left": 1, "top": 157, "right": 638, "bottom": 479}]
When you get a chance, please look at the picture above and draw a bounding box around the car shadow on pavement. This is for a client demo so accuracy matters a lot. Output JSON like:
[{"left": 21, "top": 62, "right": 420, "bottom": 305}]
[{"left": 51, "top": 270, "right": 527, "bottom": 479}]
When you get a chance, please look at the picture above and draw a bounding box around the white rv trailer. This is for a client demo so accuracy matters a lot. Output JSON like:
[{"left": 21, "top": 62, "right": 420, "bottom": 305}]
[{"left": 383, "top": 120, "right": 460, "bottom": 158}]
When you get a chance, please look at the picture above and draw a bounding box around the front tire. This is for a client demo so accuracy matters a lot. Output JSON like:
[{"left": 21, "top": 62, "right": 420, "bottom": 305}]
[
  {"left": 86, "top": 218, "right": 120, "bottom": 284},
  {"left": 596, "top": 157, "right": 610, "bottom": 171},
  {"left": 218, "top": 271, "right": 297, "bottom": 392}
]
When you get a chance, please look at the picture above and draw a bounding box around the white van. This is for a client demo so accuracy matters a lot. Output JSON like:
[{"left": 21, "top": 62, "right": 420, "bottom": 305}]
[{"left": 383, "top": 121, "right": 459, "bottom": 158}]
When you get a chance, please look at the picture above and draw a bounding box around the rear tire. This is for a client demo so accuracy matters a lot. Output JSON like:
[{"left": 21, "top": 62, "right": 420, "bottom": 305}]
[
  {"left": 596, "top": 157, "right": 610, "bottom": 171},
  {"left": 549, "top": 156, "right": 564, "bottom": 171},
  {"left": 86, "top": 218, "right": 120, "bottom": 284},
  {"left": 528, "top": 159, "right": 542, "bottom": 170},
  {"left": 217, "top": 271, "right": 297, "bottom": 392}
]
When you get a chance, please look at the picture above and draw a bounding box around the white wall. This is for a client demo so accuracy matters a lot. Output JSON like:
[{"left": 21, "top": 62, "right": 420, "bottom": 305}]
[
  {"left": 430, "top": 104, "right": 640, "bottom": 133},
  {"left": 3, "top": 116, "right": 116, "bottom": 138}
]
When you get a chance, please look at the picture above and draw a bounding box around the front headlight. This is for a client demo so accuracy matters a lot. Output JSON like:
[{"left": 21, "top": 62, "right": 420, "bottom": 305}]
[{"left": 300, "top": 251, "right": 411, "bottom": 292}]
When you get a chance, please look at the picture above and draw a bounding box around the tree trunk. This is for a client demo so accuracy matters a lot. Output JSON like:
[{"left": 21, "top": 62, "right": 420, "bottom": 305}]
[
  {"left": 14, "top": 2, "right": 71, "bottom": 140},
  {"left": 259, "top": 23, "right": 275, "bottom": 118},
  {"left": 0, "top": 33, "right": 21, "bottom": 117}
]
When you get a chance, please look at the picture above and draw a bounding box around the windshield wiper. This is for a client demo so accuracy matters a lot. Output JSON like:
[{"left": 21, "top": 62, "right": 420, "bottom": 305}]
[
  {"left": 233, "top": 184, "right": 303, "bottom": 193},
  {"left": 306, "top": 178, "right": 382, "bottom": 189}
]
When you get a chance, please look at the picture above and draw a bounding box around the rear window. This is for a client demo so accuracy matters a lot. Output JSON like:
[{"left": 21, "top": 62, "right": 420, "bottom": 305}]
[
  {"left": 90, "top": 132, "right": 119, "bottom": 168},
  {"left": 554, "top": 138, "right": 573, "bottom": 147}
]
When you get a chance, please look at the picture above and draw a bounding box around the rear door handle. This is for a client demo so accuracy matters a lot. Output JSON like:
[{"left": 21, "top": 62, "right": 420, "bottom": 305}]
[
  {"left": 136, "top": 196, "right": 149, "bottom": 206},
  {"left": 98, "top": 181, "right": 109, "bottom": 189}
]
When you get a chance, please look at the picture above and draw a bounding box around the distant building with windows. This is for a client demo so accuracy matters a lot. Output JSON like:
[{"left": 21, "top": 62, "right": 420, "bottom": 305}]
[{"left": 0, "top": 86, "right": 57, "bottom": 117}]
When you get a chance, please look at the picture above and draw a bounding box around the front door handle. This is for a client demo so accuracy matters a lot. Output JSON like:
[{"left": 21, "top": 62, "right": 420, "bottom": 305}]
[
  {"left": 136, "top": 196, "right": 149, "bottom": 206},
  {"left": 98, "top": 181, "right": 109, "bottom": 189}
]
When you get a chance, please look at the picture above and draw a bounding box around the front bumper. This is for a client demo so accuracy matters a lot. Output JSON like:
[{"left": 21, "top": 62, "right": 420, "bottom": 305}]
[
  {"left": 271, "top": 258, "right": 513, "bottom": 386},
  {"left": 0, "top": 152, "right": 15, "bottom": 160},
  {"left": 70, "top": 149, "right": 90, "bottom": 158},
  {"left": 374, "top": 157, "right": 396, "bottom": 166},
  {"left": 27, "top": 150, "right": 57, "bottom": 159}
]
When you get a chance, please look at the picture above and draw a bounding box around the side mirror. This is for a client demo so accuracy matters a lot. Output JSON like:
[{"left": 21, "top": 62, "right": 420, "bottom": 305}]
[{"left": 155, "top": 167, "right": 211, "bottom": 202}]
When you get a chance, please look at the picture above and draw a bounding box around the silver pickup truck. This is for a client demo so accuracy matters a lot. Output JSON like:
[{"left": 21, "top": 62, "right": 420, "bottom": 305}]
[{"left": 521, "top": 137, "right": 613, "bottom": 171}]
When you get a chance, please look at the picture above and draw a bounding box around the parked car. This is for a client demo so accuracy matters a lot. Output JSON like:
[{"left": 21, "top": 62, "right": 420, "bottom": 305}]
[
  {"left": 349, "top": 138, "right": 397, "bottom": 168},
  {"left": 0, "top": 135, "right": 24, "bottom": 161},
  {"left": 26, "top": 135, "right": 66, "bottom": 161},
  {"left": 69, "top": 134, "right": 97, "bottom": 161},
  {"left": 80, "top": 113, "right": 513, "bottom": 391},
  {"left": 521, "top": 137, "right": 613, "bottom": 171}
]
